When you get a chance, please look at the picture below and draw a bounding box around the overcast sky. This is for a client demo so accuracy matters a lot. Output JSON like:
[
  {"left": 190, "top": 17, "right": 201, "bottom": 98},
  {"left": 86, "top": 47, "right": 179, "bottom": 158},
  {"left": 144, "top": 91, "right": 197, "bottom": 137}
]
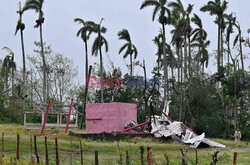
[{"left": 0, "top": 0, "right": 249, "bottom": 83}]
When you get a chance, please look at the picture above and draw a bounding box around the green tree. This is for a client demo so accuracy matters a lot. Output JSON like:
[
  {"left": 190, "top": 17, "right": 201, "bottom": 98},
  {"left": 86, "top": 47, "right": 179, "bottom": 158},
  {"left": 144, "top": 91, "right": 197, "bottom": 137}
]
[
  {"left": 118, "top": 29, "right": 138, "bottom": 77},
  {"left": 200, "top": 0, "right": 228, "bottom": 72},
  {"left": 91, "top": 18, "right": 109, "bottom": 102},
  {"left": 23, "top": 0, "right": 47, "bottom": 103},
  {"left": 15, "top": 1, "right": 26, "bottom": 93},
  {"left": 140, "top": 0, "right": 171, "bottom": 101}
]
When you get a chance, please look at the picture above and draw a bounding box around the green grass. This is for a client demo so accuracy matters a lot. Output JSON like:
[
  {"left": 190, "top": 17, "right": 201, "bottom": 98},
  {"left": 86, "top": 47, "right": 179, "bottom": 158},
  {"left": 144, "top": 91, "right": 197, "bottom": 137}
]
[{"left": 0, "top": 124, "right": 249, "bottom": 165}]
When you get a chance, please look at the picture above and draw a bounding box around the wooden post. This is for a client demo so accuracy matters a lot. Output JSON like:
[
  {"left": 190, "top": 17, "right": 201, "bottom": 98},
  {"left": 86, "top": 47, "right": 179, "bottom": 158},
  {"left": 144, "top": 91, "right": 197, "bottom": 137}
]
[
  {"left": 1, "top": 133, "right": 4, "bottom": 158},
  {"left": 95, "top": 151, "right": 99, "bottom": 165},
  {"left": 211, "top": 151, "right": 219, "bottom": 165},
  {"left": 195, "top": 149, "right": 198, "bottom": 165},
  {"left": 147, "top": 147, "right": 153, "bottom": 165},
  {"left": 69, "top": 139, "right": 72, "bottom": 165},
  {"left": 233, "top": 152, "right": 237, "bottom": 165},
  {"left": 164, "top": 154, "right": 169, "bottom": 165},
  {"left": 45, "top": 136, "right": 49, "bottom": 165},
  {"left": 119, "top": 153, "right": 123, "bottom": 165},
  {"left": 126, "top": 150, "right": 129, "bottom": 165},
  {"left": 79, "top": 138, "right": 83, "bottom": 165},
  {"left": 140, "top": 146, "right": 144, "bottom": 165},
  {"left": 34, "top": 136, "right": 40, "bottom": 164},
  {"left": 30, "top": 135, "right": 34, "bottom": 161},
  {"left": 55, "top": 137, "right": 59, "bottom": 165},
  {"left": 17, "top": 134, "right": 20, "bottom": 160},
  {"left": 180, "top": 149, "right": 188, "bottom": 165}
]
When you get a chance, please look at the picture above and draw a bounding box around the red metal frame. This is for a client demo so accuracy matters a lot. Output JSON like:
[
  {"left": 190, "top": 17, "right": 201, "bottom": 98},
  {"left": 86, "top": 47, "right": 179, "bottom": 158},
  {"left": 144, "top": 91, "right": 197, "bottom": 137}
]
[
  {"left": 86, "top": 118, "right": 102, "bottom": 121},
  {"left": 154, "top": 105, "right": 174, "bottom": 123},
  {"left": 41, "top": 101, "right": 51, "bottom": 134},
  {"left": 65, "top": 98, "right": 74, "bottom": 133},
  {"left": 121, "top": 121, "right": 150, "bottom": 133}
]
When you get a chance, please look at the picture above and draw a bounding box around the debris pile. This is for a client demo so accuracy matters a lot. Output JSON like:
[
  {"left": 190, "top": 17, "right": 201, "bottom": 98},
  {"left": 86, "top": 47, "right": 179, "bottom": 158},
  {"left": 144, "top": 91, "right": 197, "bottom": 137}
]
[{"left": 123, "top": 101, "right": 226, "bottom": 148}]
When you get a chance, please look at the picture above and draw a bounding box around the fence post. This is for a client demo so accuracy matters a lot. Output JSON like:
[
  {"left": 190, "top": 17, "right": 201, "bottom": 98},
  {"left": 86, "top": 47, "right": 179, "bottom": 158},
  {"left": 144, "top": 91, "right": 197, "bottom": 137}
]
[
  {"left": 126, "top": 150, "right": 129, "bottom": 165},
  {"left": 195, "top": 149, "right": 198, "bottom": 165},
  {"left": 147, "top": 147, "right": 153, "bottom": 165},
  {"left": 34, "top": 136, "right": 40, "bottom": 164},
  {"left": 1, "top": 133, "right": 4, "bottom": 158},
  {"left": 180, "top": 149, "right": 188, "bottom": 165},
  {"left": 79, "top": 138, "right": 83, "bottom": 165},
  {"left": 164, "top": 154, "right": 169, "bottom": 165},
  {"left": 17, "top": 134, "right": 20, "bottom": 160},
  {"left": 140, "top": 146, "right": 144, "bottom": 165},
  {"left": 30, "top": 135, "right": 34, "bottom": 162},
  {"left": 120, "top": 153, "right": 123, "bottom": 165},
  {"left": 233, "top": 152, "right": 237, "bottom": 165},
  {"left": 211, "top": 151, "right": 219, "bottom": 165},
  {"left": 45, "top": 136, "right": 49, "bottom": 165},
  {"left": 69, "top": 139, "right": 72, "bottom": 165},
  {"left": 55, "top": 137, "right": 59, "bottom": 165},
  {"left": 95, "top": 151, "right": 99, "bottom": 165}
]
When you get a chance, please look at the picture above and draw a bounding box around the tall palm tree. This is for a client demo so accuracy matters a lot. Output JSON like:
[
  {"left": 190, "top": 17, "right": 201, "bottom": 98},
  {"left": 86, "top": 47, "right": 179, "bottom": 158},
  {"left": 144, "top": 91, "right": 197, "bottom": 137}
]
[
  {"left": 118, "top": 29, "right": 138, "bottom": 77},
  {"left": 74, "top": 18, "right": 95, "bottom": 84},
  {"left": 169, "top": 1, "right": 193, "bottom": 80},
  {"left": 91, "top": 18, "right": 109, "bottom": 102},
  {"left": 140, "top": 0, "right": 171, "bottom": 101},
  {"left": 22, "top": 0, "right": 47, "bottom": 103},
  {"left": 15, "top": 1, "right": 26, "bottom": 93},
  {"left": 200, "top": 0, "right": 228, "bottom": 72},
  {"left": 225, "top": 13, "right": 236, "bottom": 66},
  {"left": 153, "top": 32, "right": 164, "bottom": 75},
  {"left": 233, "top": 22, "right": 244, "bottom": 70}
]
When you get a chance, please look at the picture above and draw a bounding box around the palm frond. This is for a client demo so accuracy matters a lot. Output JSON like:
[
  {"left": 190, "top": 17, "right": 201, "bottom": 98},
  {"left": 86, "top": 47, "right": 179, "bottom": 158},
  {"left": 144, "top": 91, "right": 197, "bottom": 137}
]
[
  {"left": 233, "top": 34, "right": 239, "bottom": 47},
  {"left": 152, "top": 6, "right": 160, "bottom": 21},
  {"left": 133, "top": 45, "right": 138, "bottom": 59},
  {"left": 140, "top": 0, "right": 159, "bottom": 10},
  {"left": 119, "top": 43, "right": 129, "bottom": 54},
  {"left": 2, "top": 47, "right": 14, "bottom": 57}
]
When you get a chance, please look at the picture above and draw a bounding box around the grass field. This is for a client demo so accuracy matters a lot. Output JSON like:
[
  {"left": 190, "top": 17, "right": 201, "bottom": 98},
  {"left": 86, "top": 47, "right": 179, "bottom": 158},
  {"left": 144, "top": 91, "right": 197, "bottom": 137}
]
[{"left": 0, "top": 124, "right": 249, "bottom": 165}]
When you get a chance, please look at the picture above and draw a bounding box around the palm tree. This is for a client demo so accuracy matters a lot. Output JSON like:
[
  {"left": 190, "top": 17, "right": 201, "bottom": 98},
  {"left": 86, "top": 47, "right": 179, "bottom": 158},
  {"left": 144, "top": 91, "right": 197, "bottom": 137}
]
[
  {"left": 153, "top": 32, "right": 164, "bottom": 75},
  {"left": 233, "top": 22, "right": 244, "bottom": 70},
  {"left": 140, "top": 0, "right": 171, "bottom": 101},
  {"left": 91, "top": 18, "right": 109, "bottom": 102},
  {"left": 191, "top": 13, "right": 209, "bottom": 75},
  {"left": 200, "top": 0, "right": 228, "bottom": 72},
  {"left": 15, "top": 1, "right": 26, "bottom": 92},
  {"left": 118, "top": 29, "right": 138, "bottom": 77},
  {"left": 74, "top": 18, "right": 95, "bottom": 84},
  {"left": 225, "top": 13, "right": 236, "bottom": 66},
  {"left": 1, "top": 47, "right": 16, "bottom": 99},
  {"left": 22, "top": 0, "right": 47, "bottom": 103}
]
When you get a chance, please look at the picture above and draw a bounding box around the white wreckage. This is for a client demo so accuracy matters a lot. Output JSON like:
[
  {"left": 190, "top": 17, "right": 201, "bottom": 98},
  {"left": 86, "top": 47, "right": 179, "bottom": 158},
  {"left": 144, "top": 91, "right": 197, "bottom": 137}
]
[{"left": 125, "top": 100, "right": 226, "bottom": 148}]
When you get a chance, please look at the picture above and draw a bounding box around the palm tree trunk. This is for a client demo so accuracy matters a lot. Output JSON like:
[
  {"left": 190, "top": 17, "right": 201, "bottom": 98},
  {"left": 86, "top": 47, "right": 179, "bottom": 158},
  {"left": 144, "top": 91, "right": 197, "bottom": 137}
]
[
  {"left": 40, "top": 24, "right": 47, "bottom": 104},
  {"left": 239, "top": 33, "right": 244, "bottom": 70},
  {"left": 130, "top": 54, "right": 133, "bottom": 77},
  {"left": 221, "top": 28, "right": 224, "bottom": 67},
  {"left": 84, "top": 41, "right": 89, "bottom": 84},
  {"left": 184, "top": 35, "right": 188, "bottom": 81},
  {"left": 99, "top": 47, "right": 104, "bottom": 103},
  {"left": 188, "top": 34, "right": 192, "bottom": 78},
  {"left": 176, "top": 42, "right": 180, "bottom": 82},
  {"left": 20, "top": 30, "right": 26, "bottom": 94},
  {"left": 217, "top": 25, "right": 221, "bottom": 72},
  {"left": 162, "top": 24, "right": 167, "bottom": 101}
]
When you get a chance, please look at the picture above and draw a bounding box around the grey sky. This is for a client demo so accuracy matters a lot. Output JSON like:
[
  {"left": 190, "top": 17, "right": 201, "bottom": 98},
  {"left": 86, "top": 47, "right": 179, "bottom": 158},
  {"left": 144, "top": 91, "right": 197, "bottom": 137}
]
[{"left": 0, "top": 0, "right": 249, "bottom": 83}]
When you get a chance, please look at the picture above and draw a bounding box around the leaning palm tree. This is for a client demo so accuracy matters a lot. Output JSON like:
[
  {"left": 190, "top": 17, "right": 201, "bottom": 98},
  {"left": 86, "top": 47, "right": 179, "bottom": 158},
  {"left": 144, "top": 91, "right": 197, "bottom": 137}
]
[
  {"left": 91, "top": 18, "right": 109, "bottom": 102},
  {"left": 22, "top": 0, "right": 47, "bottom": 103},
  {"left": 118, "top": 29, "right": 138, "bottom": 77},
  {"left": 15, "top": 1, "right": 26, "bottom": 92},
  {"left": 74, "top": 18, "right": 95, "bottom": 84},
  {"left": 140, "top": 0, "right": 171, "bottom": 101},
  {"left": 233, "top": 22, "right": 244, "bottom": 70},
  {"left": 200, "top": 0, "right": 228, "bottom": 72}
]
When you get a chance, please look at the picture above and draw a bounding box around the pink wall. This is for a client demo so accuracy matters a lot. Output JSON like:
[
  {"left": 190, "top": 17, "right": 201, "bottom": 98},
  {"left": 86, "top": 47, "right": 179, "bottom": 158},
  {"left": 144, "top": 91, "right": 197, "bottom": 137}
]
[{"left": 86, "top": 102, "right": 137, "bottom": 133}]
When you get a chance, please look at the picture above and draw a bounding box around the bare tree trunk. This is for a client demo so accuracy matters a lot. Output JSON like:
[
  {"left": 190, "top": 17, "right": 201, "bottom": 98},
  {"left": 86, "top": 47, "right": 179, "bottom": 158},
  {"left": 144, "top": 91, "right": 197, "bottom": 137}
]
[
  {"left": 99, "top": 47, "right": 104, "bottom": 103},
  {"left": 221, "top": 28, "right": 224, "bottom": 68},
  {"left": 239, "top": 33, "right": 244, "bottom": 70},
  {"left": 162, "top": 24, "right": 167, "bottom": 101},
  {"left": 184, "top": 36, "right": 188, "bottom": 81},
  {"left": 217, "top": 25, "right": 221, "bottom": 72},
  {"left": 84, "top": 40, "right": 88, "bottom": 85},
  {"left": 20, "top": 29, "right": 26, "bottom": 94},
  {"left": 40, "top": 24, "right": 47, "bottom": 104},
  {"left": 130, "top": 54, "right": 133, "bottom": 77}
]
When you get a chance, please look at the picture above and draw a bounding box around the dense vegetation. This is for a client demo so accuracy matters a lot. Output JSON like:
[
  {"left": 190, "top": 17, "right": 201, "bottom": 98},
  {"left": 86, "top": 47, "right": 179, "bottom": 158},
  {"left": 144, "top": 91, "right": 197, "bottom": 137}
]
[{"left": 0, "top": 0, "right": 249, "bottom": 140}]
